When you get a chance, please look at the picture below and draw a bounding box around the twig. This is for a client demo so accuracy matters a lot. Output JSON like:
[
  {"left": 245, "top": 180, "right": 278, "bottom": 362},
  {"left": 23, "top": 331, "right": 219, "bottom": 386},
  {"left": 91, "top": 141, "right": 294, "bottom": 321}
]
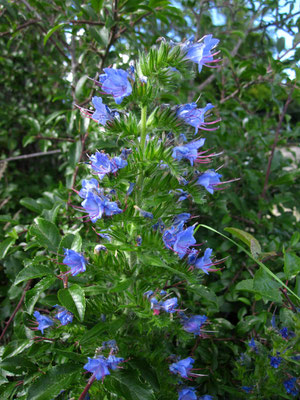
[
  {"left": 2, "top": 150, "right": 61, "bottom": 163},
  {"left": 0, "top": 280, "right": 32, "bottom": 341},
  {"left": 279, "top": 288, "right": 298, "bottom": 312},
  {"left": 260, "top": 85, "right": 295, "bottom": 201},
  {"left": 78, "top": 374, "right": 96, "bottom": 400},
  {"left": 0, "top": 19, "right": 39, "bottom": 37}
]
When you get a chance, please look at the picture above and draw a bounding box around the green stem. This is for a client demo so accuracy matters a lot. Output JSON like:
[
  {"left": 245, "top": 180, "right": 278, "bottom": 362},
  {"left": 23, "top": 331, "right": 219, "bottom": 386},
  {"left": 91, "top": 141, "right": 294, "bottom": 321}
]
[{"left": 140, "top": 105, "right": 147, "bottom": 150}]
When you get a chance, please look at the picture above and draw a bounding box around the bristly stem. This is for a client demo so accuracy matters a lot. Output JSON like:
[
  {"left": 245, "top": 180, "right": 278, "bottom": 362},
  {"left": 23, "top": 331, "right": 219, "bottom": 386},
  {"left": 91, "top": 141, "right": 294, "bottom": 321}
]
[
  {"left": 140, "top": 105, "right": 147, "bottom": 150},
  {"left": 78, "top": 374, "right": 96, "bottom": 400}
]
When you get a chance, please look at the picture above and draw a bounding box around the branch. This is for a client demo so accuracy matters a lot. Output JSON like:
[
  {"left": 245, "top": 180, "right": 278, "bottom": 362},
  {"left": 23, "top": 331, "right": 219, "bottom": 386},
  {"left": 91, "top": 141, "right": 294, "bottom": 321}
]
[
  {"left": 260, "top": 85, "right": 295, "bottom": 200},
  {"left": 0, "top": 19, "right": 39, "bottom": 37},
  {"left": 35, "top": 135, "right": 75, "bottom": 142},
  {"left": 2, "top": 149, "right": 61, "bottom": 163},
  {"left": 0, "top": 280, "right": 32, "bottom": 341}
]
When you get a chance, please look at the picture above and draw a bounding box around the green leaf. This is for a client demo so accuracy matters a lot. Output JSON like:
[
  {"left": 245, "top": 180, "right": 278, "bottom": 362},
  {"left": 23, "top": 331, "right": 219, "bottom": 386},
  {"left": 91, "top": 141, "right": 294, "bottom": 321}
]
[
  {"left": 27, "top": 364, "right": 80, "bottom": 400},
  {"left": 43, "top": 23, "right": 66, "bottom": 46},
  {"left": 15, "top": 265, "right": 54, "bottom": 285},
  {"left": 224, "top": 227, "right": 261, "bottom": 257},
  {"left": 25, "top": 276, "right": 56, "bottom": 314},
  {"left": 20, "top": 198, "right": 43, "bottom": 213},
  {"left": 253, "top": 267, "right": 282, "bottom": 303},
  {"left": 200, "top": 224, "right": 300, "bottom": 302},
  {"left": 29, "top": 217, "right": 61, "bottom": 252},
  {"left": 235, "top": 279, "right": 255, "bottom": 292},
  {"left": 75, "top": 75, "right": 88, "bottom": 99},
  {"left": 284, "top": 252, "right": 300, "bottom": 279},
  {"left": 58, "top": 284, "right": 86, "bottom": 321},
  {"left": 69, "top": 140, "right": 82, "bottom": 168},
  {"left": 0, "top": 238, "right": 15, "bottom": 259}
]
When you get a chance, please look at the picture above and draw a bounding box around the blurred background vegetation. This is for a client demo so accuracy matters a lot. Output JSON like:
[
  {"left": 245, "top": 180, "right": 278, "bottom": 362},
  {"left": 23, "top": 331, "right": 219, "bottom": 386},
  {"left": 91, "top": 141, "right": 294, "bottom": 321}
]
[{"left": 0, "top": 0, "right": 299, "bottom": 398}]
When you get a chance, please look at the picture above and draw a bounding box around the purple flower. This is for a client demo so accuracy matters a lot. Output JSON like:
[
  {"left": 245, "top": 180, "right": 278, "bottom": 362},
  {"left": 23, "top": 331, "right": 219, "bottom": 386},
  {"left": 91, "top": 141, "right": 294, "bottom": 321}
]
[
  {"left": 283, "top": 377, "right": 298, "bottom": 397},
  {"left": 172, "top": 139, "right": 206, "bottom": 165},
  {"left": 269, "top": 355, "right": 282, "bottom": 368},
  {"left": 102, "top": 199, "right": 122, "bottom": 216},
  {"left": 195, "top": 248, "right": 213, "bottom": 274},
  {"left": 176, "top": 103, "right": 216, "bottom": 134},
  {"left": 183, "top": 34, "right": 220, "bottom": 73},
  {"left": 183, "top": 315, "right": 207, "bottom": 335},
  {"left": 99, "top": 68, "right": 132, "bottom": 104},
  {"left": 91, "top": 96, "right": 112, "bottom": 125},
  {"left": 63, "top": 248, "right": 87, "bottom": 276},
  {"left": 84, "top": 356, "right": 110, "bottom": 381},
  {"left": 197, "top": 170, "right": 222, "bottom": 194},
  {"left": 173, "top": 226, "right": 196, "bottom": 259},
  {"left": 169, "top": 357, "right": 195, "bottom": 379},
  {"left": 79, "top": 178, "right": 101, "bottom": 199},
  {"left": 54, "top": 306, "right": 73, "bottom": 326},
  {"left": 33, "top": 311, "right": 54, "bottom": 334},
  {"left": 178, "top": 387, "right": 197, "bottom": 400},
  {"left": 89, "top": 152, "right": 112, "bottom": 180},
  {"left": 161, "top": 297, "right": 178, "bottom": 313}
]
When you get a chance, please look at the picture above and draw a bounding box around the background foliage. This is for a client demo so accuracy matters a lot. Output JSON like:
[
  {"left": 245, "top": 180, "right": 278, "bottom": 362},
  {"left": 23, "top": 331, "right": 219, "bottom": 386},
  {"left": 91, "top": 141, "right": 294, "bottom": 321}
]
[{"left": 0, "top": 0, "right": 299, "bottom": 399}]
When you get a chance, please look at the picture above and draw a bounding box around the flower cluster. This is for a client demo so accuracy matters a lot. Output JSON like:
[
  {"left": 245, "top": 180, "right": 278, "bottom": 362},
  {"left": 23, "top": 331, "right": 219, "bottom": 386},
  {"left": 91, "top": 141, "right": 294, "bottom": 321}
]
[
  {"left": 84, "top": 354, "right": 124, "bottom": 381},
  {"left": 33, "top": 305, "right": 73, "bottom": 334}
]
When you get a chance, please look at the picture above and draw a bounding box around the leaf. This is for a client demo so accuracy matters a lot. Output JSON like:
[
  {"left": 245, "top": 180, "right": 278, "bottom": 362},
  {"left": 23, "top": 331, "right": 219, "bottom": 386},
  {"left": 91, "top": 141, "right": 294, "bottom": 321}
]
[
  {"left": 27, "top": 364, "right": 80, "bottom": 400},
  {"left": 276, "top": 37, "right": 285, "bottom": 53},
  {"left": 79, "top": 321, "right": 106, "bottom": 344},
  {"left": 58, "top": 284, "right": 86, "bottom": 321},
  {"left": 69, "top": 140, "right": 82, "bottom": 168},
  {"left": 20, "top": 198, "right": 43, "bottom": 214},
  {"left": 200, "top": 224, "right": 300, "bottom": 302},
  {"left": 43, "top": 23, "right": 66, "bottom": 46},
  {"left": 75, "top": 75, "right": 89, "bottom": 99},
  {"left": 25, "top": 276, "right": 56, "bottom": 314},
  {"left": 29, "top": 217, "right": 61, "bottom": 252},
  {"left": 15, "top": 265, "right": 54, "bottom": 285},
  {"left": 59, "top": 233, "right": 82, "bottom": 254},
  {"left": 0, "top": 238, "right": 15, "bottom": 259},
  {"left": 253, "top": 267, "right": 282, "bottom": 303},
  {"left": 284, "top": 252, "right": 300, "bottom": 279},
  {"left": 235, "top": 279, "right": 255, "bottom": 292},
  {"left": 224, "top": 227, "right": 261, "bottom": 257}
]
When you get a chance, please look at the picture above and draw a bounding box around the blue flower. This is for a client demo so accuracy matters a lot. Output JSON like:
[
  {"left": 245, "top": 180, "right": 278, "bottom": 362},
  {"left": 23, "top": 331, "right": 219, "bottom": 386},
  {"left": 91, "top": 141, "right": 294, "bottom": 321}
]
[
  {"left": 54, "top": 306, "right": 73, "bottom": 326},
  {"left": 134, "top": 206, "right": 153, "bottom": 219},
  {"left": 187, "top": 249, "right": 198, "bottom": 265},
  {"left": 63, "top": 248, "right": 87, "bottom": 276},
  {"left": 197, "top": 170, "right": 222, "bottom": 194},
  {"left": 81, "top": 191, "right": 105, "bottom": 222},
  {"left": 241, "top": 386, "right": 253, "bottom": 393},
  {"left": 144, "top": 290, "right": 154, "bottom": 298},
  {"left": 173, "top": 226, "right": 196, "bottom": 259},
  {"left": 183, "top": 315, "right": 207, "bottom": 335},
  {"left": 106, "top": 355, "right": 124, "bottom": 370},
  {"left": 178, "top": 387, "right": 197, "bottom": 400},
  {"left": 248, "top": 338, "right": 259, "bottom": 354},
  {"left": 169, "top": 357, "right": 195, "bottom": 379},
  {"left": 179, "top": 133, "right": 187, "bottom": 143},
  {"left": 33, "top": 311, "right": 54, "bottom": 334},
  {"left": 126, "top": 182, "right": 135, "bottom": 196},
  {"left": 94, "top": 244, "right": 107, "bottom": 254},
  {"left": 110, "top": 156, "right": 128, "bottom": 173},
  {"left": 172, "top": 139, "right": 206, "bottom": 165},
  {"left": 89, "top": 152, "right": 112, "bottom": 180},
  {"left": 160, "top": 290, "right": 167, "bottom": 296},
  {"left": 195, "top": 248, "right": 213, "bottom": 274},
  {"left": 79, "top": 178, "right": 101, "bottom": 199},
  {"left": 99, "top": 68, "right": 132, "bottom": 104},
  {"left": 173, "top": 213, "right": 191, "bottom": 225},
  {"left": 84, "top": 356, "right": 110, "bottom": 381},
  {"left": 176, "top": 103, "right": 215, "bottom": 134},
  {"left": 102, "top": 198, "right": 122, "bottom": 216},
  {"left": 91, "top": 96, "right": 112, "bottom": 125},
  {"left": 283, "top": 377, "right": 298, "bottom": 397},
  {"left": 161, "top": 297, "right": 178, "bottom": 313},
  {"left": 102, "top": 340, "right": 118, "bottom": 351},
  {"left": 269, "top": 355, "right": 282, "bottom": 368},
  {"left": 183, "top": 34, "right": 220, "bottom": 73},
  {"left": 279, "top": 327, "right": 295, "bottom": 339}
]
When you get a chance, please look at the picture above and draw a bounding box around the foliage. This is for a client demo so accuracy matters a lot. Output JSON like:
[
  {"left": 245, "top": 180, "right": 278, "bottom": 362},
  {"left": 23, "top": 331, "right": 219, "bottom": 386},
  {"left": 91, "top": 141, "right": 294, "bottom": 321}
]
[{"left": 0, "top": 0, "right": 299, "bottom": 399}]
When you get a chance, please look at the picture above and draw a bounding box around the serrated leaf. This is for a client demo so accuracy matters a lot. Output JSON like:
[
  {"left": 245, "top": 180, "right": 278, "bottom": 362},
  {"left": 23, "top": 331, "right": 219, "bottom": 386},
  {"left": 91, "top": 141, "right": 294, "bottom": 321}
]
[
  {"left": 58, "top": 284, "right": 86, "bottom": 321},
  {"left": 0, "top": 238, "right": 15, "bottom": 259},
  {"left": 29, "top": 218, "right": 61, "bottom": 252},
  {"left": 284, "top": 252, "right": 300, "bottom": 279},
  {"left": 27, "top": 364, "right": 80, "bottom": 400},
  {"left": 43, "top": 23, "right": 66, "bottom": 46},
  {"left": 253, "top": 267, "right": 282, "bottom": 303},
  {"left": 15, "top": 265, "right": 54, "bottom": 285}
]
